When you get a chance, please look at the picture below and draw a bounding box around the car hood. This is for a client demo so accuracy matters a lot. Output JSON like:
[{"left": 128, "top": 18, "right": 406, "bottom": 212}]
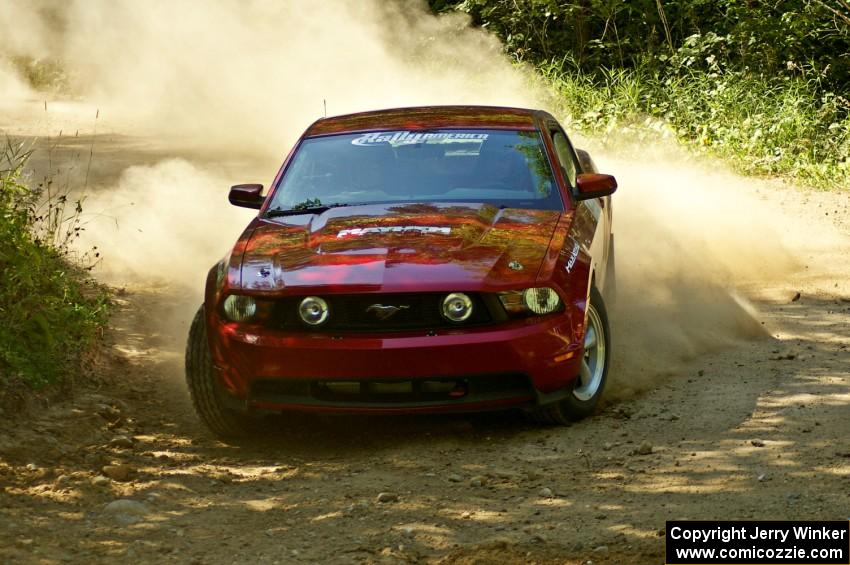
[{"left": 239, "top": 202, "right": 561, "bottom": 292}]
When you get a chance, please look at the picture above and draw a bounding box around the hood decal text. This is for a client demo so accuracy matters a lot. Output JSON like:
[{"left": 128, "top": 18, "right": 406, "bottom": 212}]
[{"left": 337, "top": 226, "right": 451, "bottom": 238}]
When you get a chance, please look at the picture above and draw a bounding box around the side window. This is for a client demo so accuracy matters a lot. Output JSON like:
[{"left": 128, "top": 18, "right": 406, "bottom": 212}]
[{"left": 550, "top": 129, "right": 577, "bottom": 187}]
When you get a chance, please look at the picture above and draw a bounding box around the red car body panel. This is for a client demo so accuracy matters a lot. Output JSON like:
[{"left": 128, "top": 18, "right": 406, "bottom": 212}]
[
  {"left": 239, "top": 204, "right": 560, "bottom": 293},
  {"left": 203, "top": 106, "right": 612, "bottom": 414}
]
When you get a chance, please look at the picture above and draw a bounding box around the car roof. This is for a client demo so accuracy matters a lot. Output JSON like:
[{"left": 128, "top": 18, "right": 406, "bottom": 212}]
[{"left": 304, "top": 105, "right": 546, "bottom": 137}]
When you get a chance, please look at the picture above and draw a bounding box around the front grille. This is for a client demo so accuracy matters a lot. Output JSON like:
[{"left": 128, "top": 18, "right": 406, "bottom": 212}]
[
  {"left": 250, "top": 373, "right": 533, "bottom": 406},
  {"left": 268, "top": 292, "right": 497, "bottom": 332}
]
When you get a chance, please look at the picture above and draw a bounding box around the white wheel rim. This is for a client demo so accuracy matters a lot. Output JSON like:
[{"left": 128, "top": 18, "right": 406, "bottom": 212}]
[{"left": 573, "top": 303, "right": 605, "bottom": 401}]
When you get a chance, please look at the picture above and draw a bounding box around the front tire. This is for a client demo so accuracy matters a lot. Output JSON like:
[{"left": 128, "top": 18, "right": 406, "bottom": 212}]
[
  {"left": 531, "top": 286, "right": 611, "bottom": 425},
  {"left": 185, "top": 306, "right": 254, "bottom": 438}
]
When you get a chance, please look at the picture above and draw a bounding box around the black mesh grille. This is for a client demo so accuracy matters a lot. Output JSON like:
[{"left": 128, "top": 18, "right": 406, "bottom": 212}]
[{"left": 268, "top": 292, "right": 498, "bottom": 332}]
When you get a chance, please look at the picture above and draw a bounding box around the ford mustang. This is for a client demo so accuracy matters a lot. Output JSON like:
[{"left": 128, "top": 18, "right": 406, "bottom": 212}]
[{"left": 185, "top": 105, "right": 617, "bottom": 437}]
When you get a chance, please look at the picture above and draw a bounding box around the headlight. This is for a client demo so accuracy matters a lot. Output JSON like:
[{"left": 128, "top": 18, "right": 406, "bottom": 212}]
[
  {"left": 299, "top": 296, "right": 330, "bottom": 326},
  {"left": 498, "top": 288, "right": 563, "bottom": 316},
  {"left": 223, "top": 294, "right": 257, "bottom": 322},
  {"left": 523, "top": 287, "right": 562, "bottom": 315},
  {"left": 441, "top": 292, "right": 473, "bottom": 323}
]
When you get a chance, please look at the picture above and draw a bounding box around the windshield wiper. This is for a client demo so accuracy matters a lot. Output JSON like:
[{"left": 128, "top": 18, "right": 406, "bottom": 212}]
[{"left": 265, "top": 203, "right": 349, "bottom": 218}]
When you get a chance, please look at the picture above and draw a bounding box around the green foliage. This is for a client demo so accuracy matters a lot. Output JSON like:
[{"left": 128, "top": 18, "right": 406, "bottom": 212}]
[
  {"left": 430, "top": 0, "right": 850, "bottom": 189},
  {"left": 541, "top": 61, "right": 850, "bottom": 188},
  {"left": 0, "top": 140, "right": 108, "bottom": 390},
  {"left": 433, "top": 0, "right": 850, "bottom": 92}
]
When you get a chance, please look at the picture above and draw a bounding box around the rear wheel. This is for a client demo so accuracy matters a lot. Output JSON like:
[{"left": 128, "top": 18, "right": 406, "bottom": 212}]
[
  {"left": 185, "top": 306, "right": 255, "bottom": 438},
  {"left": 531, "top": 286, "right": 610, "bottom": 425}
]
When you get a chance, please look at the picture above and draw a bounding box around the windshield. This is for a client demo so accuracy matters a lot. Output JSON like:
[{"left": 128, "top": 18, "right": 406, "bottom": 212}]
[{"left": 267, "top": 129, "right": 562, "bottom": 213}]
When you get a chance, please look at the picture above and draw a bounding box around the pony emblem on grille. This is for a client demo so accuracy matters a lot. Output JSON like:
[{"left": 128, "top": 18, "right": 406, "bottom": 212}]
[{"left": 366, "top": 304, "right": 410, "bottom": 320}]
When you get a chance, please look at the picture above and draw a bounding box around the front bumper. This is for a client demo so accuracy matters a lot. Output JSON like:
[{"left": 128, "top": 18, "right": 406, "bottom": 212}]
[{"left": 208, "top": 313, "right": 585, "bottom": 413}]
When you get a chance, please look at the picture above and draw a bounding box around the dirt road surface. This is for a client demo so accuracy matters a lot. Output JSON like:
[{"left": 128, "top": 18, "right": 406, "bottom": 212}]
[{"left": 1, "top": 102, "right": 849, "bottom": 564}]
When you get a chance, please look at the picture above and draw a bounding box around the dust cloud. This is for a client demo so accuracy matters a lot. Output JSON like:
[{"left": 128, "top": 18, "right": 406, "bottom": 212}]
[
  {"left": 2, "top": 0, "right": 805, "bottom": 392},
  {"left": 2, "top": 0, "right": 545, "bottom": 156},
  {"left": 0, "top": 62, "right": 32, "bottom": 104},
  {"left": 78, "top": 160, "right": 258, "bottom": 281},
  {"left": 598, "top": 150, "right": 799, "bottom": 393}
]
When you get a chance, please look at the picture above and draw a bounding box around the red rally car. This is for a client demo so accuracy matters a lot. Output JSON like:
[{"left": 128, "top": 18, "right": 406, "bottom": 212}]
[{"left": 186, "top": 105, "right": 617, "bottom": 437}]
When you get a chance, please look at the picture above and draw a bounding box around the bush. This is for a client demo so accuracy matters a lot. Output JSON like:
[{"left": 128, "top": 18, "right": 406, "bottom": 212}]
[
  {"left": 10, "top": 56, "right": 70, "bottom": 92},
  {"left": 0, "top": 139, "right": 108, "bottom": 392},
  {"left": 433, "top": 0, "right": 850, "bottom": 94},
  {"left": 541, "top": 59, "right": 850, "bottom": 188},
  {"left": 430, "top": 0, "right": 850, "bottom": 189}
]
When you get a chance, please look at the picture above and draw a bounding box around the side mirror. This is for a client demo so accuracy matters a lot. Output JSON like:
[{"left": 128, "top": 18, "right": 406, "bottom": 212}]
[
  {"left": 229, "top": 184, "right": 264, "bottom": 209},
  {"left": 574, "top": 173, "right": 617, "bottom": 201}
]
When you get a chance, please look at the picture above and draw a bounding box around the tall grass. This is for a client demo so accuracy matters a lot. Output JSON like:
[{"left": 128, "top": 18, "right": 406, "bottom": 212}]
[
  {"left": 0, "top": 138, "right": 109, "bottom": 394},
  {"left": 539, "top": 60, "right": 850, "bottom": 189}
]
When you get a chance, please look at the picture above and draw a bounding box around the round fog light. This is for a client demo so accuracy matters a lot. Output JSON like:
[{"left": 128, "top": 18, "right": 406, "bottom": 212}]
[
  {"left": 522, "top": 287, "right": 561, "bottom": 315},
  {"left": 441, "top": 292, "right": 473, "bottom": 323},
  {"left": 223, "top": 295, "right": 257, "bottom": 322},
  {"left": 299, "top": 296, "right": 330, "bottom": 326}
]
